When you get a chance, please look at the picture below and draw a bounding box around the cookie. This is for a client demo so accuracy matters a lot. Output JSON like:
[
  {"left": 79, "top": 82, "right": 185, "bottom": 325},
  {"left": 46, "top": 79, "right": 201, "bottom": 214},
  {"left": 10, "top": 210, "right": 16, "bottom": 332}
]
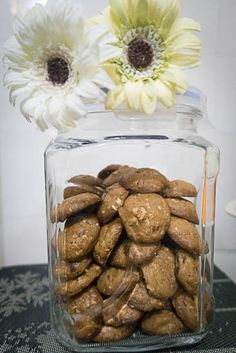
[
  {"left": 93, "top": 325, "right": 133, "bottom": 342},
  {"left": 64, "top": 184, "right": 104, "bottom": 199},
  {"left": 56, "top": 263, "right": 102, "bottom": 297},
  {"left": 50, "top": 193, "right": 101, "bottom": 223},
  {"left": 172, "top": 291, "right": 199, "bottom": 331},
  {"left": 161, "top": 180, "right": 197, "bottom": 198},
  {"left": 119, "top": 194, "right": 171, "bottom": 244},
  {"left": 97, "top": 184, "right": 129, "bottom": 224},
  {"left": 103, "top": 294, "right": 142, "bottom": 327},
  {"left": 119, "top": 168, "right": 169, "bottom": 193},
  {"left": 98, "top": 164, "right": 123, "bottom": 180},
  {"left": 96, "top": 267, "right": 140, "bottom": 296},
  {"left": 70, "top": 313, "right": 102, "bottom": 341},
  {"left": 166, "top": 198, "right": 199, "bottom": 224},
  {"left": 141, "top": 310, "right": 184, "bottom": 336},
  {"left": 93, "top": 219, "right": 123, "bottom": 266},
  {"left": 103, "top": 166, "right": 136, "bottom": 187},
  {"left": 167, "top": 217, "right": 201, "bottom": 255},
  {"left": 69, "top": 175, "right": 103, "bottom": 187},
  {"left": 128, "top": 282, "right": 166, "bottom": 312},
  {"left": 68, "top": 286, "right": 103, "bottom": 317},
  {"left": 110, "top": 240, "right": 130, "bottom": 268},
  {"left": 127, "top": 241, "right": 160, "bottom": 266},
  {"left": 57, "top": 215, "right": 100, "bottom": 261},
  {"left": 176, "top": 250, "right": 199, "bottom": 295},
  {"left": 53, "top": 257, "right": 92, "bottom": 280},
  {"left": 141, "top": 246, "right": 178, "bottom": 299}
]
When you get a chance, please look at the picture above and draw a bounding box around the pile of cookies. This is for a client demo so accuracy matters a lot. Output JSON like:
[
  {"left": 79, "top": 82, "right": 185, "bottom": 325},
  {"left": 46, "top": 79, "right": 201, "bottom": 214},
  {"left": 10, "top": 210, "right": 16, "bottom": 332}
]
[{"left": 51, "top": 165, "right": 210, "bottom": 343}]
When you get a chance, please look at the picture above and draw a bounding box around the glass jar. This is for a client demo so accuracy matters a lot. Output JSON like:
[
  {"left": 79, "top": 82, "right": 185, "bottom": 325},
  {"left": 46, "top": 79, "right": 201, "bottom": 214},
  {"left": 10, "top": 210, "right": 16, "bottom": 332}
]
[{"left": 45, "top": 88, "right": 220, "bottom": 352}]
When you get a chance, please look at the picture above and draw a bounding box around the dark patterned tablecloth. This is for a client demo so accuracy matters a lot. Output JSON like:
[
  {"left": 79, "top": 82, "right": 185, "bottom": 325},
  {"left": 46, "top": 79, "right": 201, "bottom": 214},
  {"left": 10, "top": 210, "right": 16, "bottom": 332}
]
[{"left": 0, "top": 264, "right": 236, "bottom": 353}]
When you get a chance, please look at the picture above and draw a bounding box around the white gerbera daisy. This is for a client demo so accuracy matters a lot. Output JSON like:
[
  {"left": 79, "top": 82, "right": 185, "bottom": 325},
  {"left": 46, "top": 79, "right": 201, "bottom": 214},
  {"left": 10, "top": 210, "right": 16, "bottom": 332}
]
[{"left": 3, "top": 0, "right": 115, "bottom": 131}]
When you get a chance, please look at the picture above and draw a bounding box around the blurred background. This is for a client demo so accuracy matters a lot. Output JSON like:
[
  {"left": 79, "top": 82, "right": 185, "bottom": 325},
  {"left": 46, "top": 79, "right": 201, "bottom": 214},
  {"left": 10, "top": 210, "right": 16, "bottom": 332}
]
[{"left": 0, "top": 0, "right": 235, "bottom": 280}]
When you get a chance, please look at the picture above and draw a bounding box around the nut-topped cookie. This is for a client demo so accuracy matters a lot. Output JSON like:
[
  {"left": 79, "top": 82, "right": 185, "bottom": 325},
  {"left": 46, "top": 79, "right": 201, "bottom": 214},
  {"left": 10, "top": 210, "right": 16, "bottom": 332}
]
[
  {"left": 119, "top": 168, "right": 169, "bottom": 193},
  {"left": 141, "top": 310, "right": 185, "bottom": 336},
  {"left": 57, "top": 215, "right": 100, "bottom": 261},
  {"left": 172, "top": 291, "right": 199, "bottom": 331},
  {"left": 68, "top": 286, "right": 103, "bottom": 316},
  {"left": 110, "top": 240, "right": 130, "bottom": 268},
  {"left": 93, "top": 325, "right": 133, "bottom": 343},
  {"left": 93, "top": 219, "right": 123, "bottom": 266},
  {"left": 103, "top": 166, "right": 136, "bottom": 187},
  {"left": 56, "top": 263, "right": 102, "bottom": 297},
  {"left": 166, "top": 198, "right": 199, "bottom": 224},
  {"left": 103, "top": 294, "right": 142, "bottom": 327},
  {"left": 53, "top": 257, "right": 92, "bottom": 280},
  {"left": 128, "top": 282, "right": 167, "bottom": 312},
  {"left": 98, "top": 164, "right": 123, "bottom": 180},
  {"left": 70, "top": 313, "right": 102, "bottom": 341},
  {"left": 50, "top": 193, "right": 101, "bottom": 223},
  {"left": 176, "top": 249, "right": 199, "bottom": 295},
  {"left": 167, "top": 217, "right": 201, "bottom": 255},
  {"left": 161, "top": 180, "right": 197, "bottom": 198},
  {"left": 141, "top": 246, "right": 178, "bottom": 299},
  {"left": 64, "top": 184, "right": 104, "bottom": 199},
  {"left": 97, "top": 184, "right": 129, "bottom": 224},
  {"left": 69, "top": 175, "right": 103, "bottom": 187},
  {"left": 119, "top": 194, "right": 171, "bottom": 244},
  {"left": 96, "top": 267, "right": 140, "bottom": 296},
  {"left": 127, "top": 241, "right": 160, "bottom": 266}
]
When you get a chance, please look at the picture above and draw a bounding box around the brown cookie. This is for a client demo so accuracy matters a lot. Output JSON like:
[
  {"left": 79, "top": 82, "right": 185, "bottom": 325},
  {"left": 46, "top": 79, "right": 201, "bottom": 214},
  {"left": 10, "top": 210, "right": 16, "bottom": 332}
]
[
  {"left": 68, "top": 286, "right": 103, "bottom": 317},
  {"left": 141, "top": 246, "right": 178, "bottom": 300},
  {"left": 119, "top": 168, "right": 169, "bottom": 193},
  {"left": 172, "top": 291, "right": 199, "bottom": 331},
  {"left": 176, "top": 250, "right": 199, "bottom": 295},
  {"left": 93, "top": 219, "right": 123, "bottom": 266},
  {"left": 141, "top": 310, "right": 184, "bottom": 336},
  {"left": 56, "top": 263, "right": 102, "bottom": 297},
  {"left": 98, "top": 165, "right": 123, "bottom": 180},
  {"left": 64, "top": 184, "right": 104, "bottom": 199},
  {"left": 103, "top": 166, "right": 136, "bottom": 187},
  {"left": 93, "top": 325, "right": 133, "bottom": 342},
  {"left": 161, "top": 180, "right": 197, "bottom": 198},
  {"left": 53, "top": 257, "right": 92, "bottom": 280},
  {"left": 103, "top": 294, "right": 142, "bottom": 327},
  {"left": 69, "top": 175, "right": 103, "bottom": 187},
  {"left": 110, "top": 240, "right": 130, "bottom": 268},
  {"left": 96, "top": 267, "right": 140, "bottom": 296},
  {"left": 167, "top": 217, "right": 201, "bottom": 255},
  {"left": 50, "top": 193, "right": 101, "bottom": 223},
  {"left": 128, "top": 282, "right": 166, "bottom": 312},
  {"left": 166, "top": 198, "right": 199, "bottom": 224},
  {"left": 57, "top": 215, "right": 100, "bottom": 261},
  {"left": 70, "top": 313, "right": 102, "bottom": 341},
  {"left": 119, "top": 194, "right": 171, "bottom": 244},
  {"left": 127, "top": 241, "right": 160, "bottom": 266},
  {"left": 97, "top": 185, "right": 129, "bottom": 224}
]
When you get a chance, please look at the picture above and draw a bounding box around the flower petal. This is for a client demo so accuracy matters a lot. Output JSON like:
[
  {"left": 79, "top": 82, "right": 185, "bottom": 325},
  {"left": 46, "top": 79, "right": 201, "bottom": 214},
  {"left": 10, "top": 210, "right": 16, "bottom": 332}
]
[
  {"left": 168, "top": 52, "right": 201, "bottom": 68},
  {"left": 154, "top": 80, "right": 175, "bottom": 108},
  {"left": 170, "top": 17, "right": 202, "bottom": 33},
  {"left": 159, "top": 64, "right": 188, "bottom": 94},
  {"left": 106, "top": 86, "right": 125, "bottom": 109},
  {"left": 166, "top": 32, "right": 201, "bottom": 52},
  {"left": 124, "top": 80, "right": 143, "bottom": 110}
]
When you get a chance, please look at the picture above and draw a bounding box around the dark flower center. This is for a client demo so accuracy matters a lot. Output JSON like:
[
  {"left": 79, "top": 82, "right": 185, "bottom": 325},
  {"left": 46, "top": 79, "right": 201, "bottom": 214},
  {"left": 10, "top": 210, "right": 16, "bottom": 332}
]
[
  {"left": 47, "top": 57, "right": 70, "bottom": 85},
  {"left": 128, "top": 38, "right": 154, "bottom": 70}
]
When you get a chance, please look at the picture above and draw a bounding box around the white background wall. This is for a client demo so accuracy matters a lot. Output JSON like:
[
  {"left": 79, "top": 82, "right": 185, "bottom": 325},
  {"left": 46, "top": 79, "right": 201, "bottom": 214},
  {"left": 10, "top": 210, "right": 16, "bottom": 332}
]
[{"left": 0, "top": 1, "right": 235, "bottom": 278}]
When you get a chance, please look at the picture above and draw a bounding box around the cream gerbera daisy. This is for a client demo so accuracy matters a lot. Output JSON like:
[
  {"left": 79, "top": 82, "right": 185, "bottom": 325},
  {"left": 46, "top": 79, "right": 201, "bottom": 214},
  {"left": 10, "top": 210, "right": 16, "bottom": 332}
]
[
  {"left": 95, "top": 0, "right": 201, "bottom": 114},
  {"left": 3, "top": 0, "right": 114, "bottom": 131}
]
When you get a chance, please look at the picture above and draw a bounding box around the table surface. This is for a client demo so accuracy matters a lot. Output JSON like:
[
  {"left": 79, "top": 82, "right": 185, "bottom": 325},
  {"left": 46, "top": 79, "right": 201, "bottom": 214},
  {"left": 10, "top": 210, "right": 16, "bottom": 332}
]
[{"left": 0, "top": 264, "right": 236, "bottom": 353}]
